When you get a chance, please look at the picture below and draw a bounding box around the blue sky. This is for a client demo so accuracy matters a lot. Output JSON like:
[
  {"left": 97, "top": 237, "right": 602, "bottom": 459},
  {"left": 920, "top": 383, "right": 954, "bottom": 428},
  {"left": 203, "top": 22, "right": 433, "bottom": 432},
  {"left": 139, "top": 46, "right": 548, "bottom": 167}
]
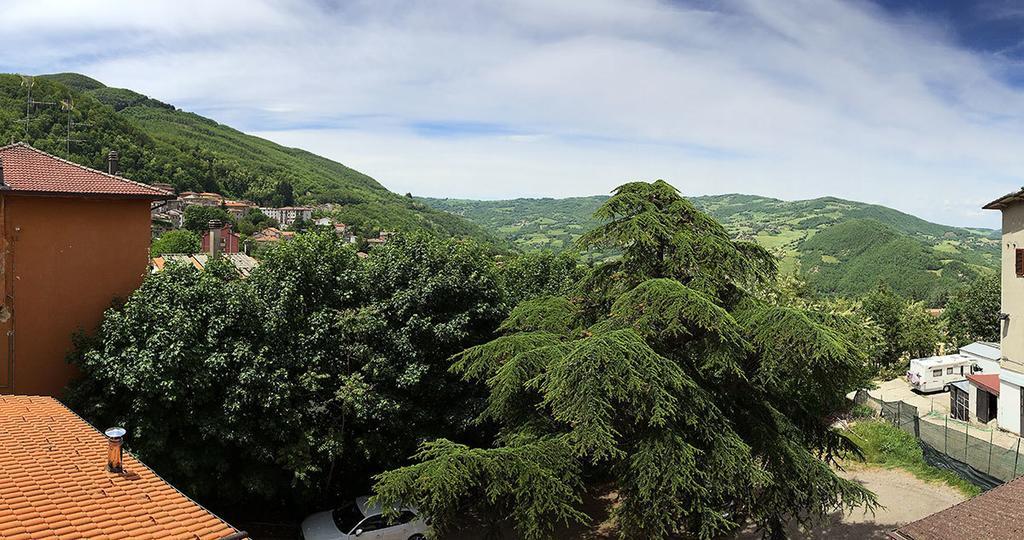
[{"left": 2, "top": 0, "right": 1024, "bottom": 227}]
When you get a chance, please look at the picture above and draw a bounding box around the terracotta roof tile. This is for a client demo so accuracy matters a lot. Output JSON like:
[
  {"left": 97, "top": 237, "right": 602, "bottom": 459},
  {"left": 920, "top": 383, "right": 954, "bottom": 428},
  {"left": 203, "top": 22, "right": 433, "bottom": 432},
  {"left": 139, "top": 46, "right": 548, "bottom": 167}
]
[
  {"left": 0, "top": 143, "right": 172, "bottom": 199},
  {"left": 0, "top": 395, "right": 243, "bottom": 540}
]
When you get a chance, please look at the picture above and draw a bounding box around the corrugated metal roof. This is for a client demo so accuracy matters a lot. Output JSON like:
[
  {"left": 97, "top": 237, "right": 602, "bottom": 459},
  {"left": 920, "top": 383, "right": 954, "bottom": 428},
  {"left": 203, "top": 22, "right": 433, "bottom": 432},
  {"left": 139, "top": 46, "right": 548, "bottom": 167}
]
[
  {"left": 959, "top": 342, "right": 1000, "bottom": 361},
  {"left": 153, "top": 253, "right": 259, "bottom": 277},
  {"left": 967, "top": 373, "right": 1000, "bottom": 396}
]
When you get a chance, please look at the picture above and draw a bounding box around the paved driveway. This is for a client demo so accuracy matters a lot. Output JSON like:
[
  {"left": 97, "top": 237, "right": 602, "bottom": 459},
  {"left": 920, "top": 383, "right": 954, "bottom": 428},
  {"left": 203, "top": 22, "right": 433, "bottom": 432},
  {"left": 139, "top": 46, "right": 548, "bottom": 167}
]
[{"left": 869, "top": 377, "right": 950, "bottom": 416}]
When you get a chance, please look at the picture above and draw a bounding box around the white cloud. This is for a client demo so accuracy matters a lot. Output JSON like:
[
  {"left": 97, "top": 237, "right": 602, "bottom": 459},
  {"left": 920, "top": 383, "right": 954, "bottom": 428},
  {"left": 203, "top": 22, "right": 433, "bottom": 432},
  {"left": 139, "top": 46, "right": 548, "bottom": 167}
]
[{"left": 1, "top": 0, "right": 1022, "bottom": 226}]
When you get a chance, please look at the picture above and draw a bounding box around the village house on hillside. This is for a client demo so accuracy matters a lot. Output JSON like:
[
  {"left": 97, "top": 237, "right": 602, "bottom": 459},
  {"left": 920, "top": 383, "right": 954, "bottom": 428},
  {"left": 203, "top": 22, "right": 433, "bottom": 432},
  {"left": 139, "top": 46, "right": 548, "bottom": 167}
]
[
  {"left": 0, "top": 143, "right": 171, "bottom": 397},
  {"left": 366, "top": 230, "right": 395, "bottom": 248},
  {"left": 0, "top": 395, "right": 246, "bottom": 539},
  {"left": 224, "top": 199, "right": 254, "bottom": 219},
  {"left": 203, "top": 221, "right": 241, "bottom": 254},
  {"left": 153, "top": 220, "right": 259, "bottom": 277},
  {"left": 180, "top": 191, "right": 224, "bottom": 206},
  {"left": 252, "top": 226, "right": 295, "bottom": 243}
]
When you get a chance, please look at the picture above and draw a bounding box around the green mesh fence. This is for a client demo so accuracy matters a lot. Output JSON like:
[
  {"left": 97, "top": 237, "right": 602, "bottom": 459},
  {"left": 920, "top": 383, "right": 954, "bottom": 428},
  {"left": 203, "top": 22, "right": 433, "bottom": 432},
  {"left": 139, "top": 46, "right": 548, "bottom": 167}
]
[{"left": 852, "top": 390, "right": 1024, "bottom": 485}]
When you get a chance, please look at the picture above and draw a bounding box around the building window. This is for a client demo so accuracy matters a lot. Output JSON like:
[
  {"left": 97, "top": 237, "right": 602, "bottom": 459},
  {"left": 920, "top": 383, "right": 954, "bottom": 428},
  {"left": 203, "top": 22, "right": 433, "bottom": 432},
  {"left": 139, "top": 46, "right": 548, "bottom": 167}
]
[
  {"left": 947, "top": 367, "right": 954, "bottom": 375},
  {"left": 933, "top": 369, "right": 943, "bottom": 377},
  {"left": 1017, "top": 248, "right": 1024, "bottom": 277}
]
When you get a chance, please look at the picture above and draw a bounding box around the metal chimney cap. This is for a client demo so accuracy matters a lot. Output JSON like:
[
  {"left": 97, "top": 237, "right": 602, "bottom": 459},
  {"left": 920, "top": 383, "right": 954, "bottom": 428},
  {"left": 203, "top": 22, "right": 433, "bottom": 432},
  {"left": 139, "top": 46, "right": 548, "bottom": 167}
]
[{"left": 104, "top": 427, "right": 126, "bottom": 438}]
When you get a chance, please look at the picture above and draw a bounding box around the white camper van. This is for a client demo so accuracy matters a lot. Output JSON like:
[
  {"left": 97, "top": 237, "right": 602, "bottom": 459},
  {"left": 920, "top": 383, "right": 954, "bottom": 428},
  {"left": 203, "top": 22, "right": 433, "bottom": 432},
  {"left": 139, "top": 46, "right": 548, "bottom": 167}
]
[{"left": 906, "top": 354, "right": 976, "bottom": 393}]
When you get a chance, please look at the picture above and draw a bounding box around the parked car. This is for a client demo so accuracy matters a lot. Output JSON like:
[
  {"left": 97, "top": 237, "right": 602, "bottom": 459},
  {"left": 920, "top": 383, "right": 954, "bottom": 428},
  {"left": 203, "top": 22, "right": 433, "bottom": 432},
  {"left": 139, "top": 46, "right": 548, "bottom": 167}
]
[{"left": 301, "top": 496, "right": 429, "bottom": 540}]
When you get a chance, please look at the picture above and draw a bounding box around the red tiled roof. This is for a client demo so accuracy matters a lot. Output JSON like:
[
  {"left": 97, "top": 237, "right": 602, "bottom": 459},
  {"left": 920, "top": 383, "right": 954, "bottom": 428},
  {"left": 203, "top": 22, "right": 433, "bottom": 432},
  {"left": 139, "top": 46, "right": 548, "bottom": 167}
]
[
  {"left": 0, "top": 143, "right": 173, "bottom": 199},
  {"left": 0, "top": 395, "right": 243, "bottom": 540},
  {"left": 967, "top": 373, "right": 1000, "bottom": 396},
  {"left": 891, "top": 475, "right": 1024, "bottom": 539}
]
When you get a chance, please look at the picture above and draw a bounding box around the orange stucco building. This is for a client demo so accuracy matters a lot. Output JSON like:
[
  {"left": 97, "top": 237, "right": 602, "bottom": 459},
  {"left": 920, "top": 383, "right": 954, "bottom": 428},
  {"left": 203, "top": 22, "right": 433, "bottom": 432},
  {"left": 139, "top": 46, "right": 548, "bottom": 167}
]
[{"left": 0, "top": 143, "right": 172, "bottom": 397}]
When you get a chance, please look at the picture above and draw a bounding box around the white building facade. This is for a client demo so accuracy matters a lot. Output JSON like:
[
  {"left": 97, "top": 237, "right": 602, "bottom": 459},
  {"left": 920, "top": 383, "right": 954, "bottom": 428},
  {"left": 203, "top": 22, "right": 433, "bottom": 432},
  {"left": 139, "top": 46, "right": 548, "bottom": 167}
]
[
  {"left": 984, "top": 190, "right": 1024, "bottom": 434},
  {"left": 258, "top": 206, "right": 313, "bottom": 228}
]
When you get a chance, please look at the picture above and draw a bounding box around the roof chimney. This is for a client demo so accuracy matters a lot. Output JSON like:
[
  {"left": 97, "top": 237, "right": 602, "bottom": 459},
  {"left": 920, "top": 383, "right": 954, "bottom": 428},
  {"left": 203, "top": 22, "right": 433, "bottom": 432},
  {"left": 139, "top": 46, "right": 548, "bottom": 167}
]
[
  {"left": 107, "top": 151, "right": 119, "bottom": 176},
  {"left": 208, "top": 219, "right": 223, "bottom": 257},
  {"left": 104, "top": 427, "right": 126, "bottom": 473}
]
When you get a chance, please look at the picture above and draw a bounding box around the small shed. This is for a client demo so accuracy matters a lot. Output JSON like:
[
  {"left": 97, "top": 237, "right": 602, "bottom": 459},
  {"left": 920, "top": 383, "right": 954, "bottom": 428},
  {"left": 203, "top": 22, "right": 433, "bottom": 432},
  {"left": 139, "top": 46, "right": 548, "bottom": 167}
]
[
  {"left": 948, "top": 380, "right": 970, "bottom": 421},
  {"left": 967, "top": 373, "right": 1000, "bottom": 424}
]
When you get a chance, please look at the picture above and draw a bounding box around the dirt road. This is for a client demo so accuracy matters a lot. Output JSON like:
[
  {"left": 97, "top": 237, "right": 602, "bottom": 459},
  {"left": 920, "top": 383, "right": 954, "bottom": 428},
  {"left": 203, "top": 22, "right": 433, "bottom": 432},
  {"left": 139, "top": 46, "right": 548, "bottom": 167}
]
[{"left": 735, "top": 466, "right": 967, "bottom": 539}]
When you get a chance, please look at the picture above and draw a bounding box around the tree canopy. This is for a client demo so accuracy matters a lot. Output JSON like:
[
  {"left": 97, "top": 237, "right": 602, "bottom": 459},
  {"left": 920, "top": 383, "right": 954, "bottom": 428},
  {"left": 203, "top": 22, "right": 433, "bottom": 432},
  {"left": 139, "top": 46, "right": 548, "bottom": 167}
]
[
  {"left": 150, "top": 229, "right": 201, "bottom": 256},
  {"left": 944, "top": 274, "right": 1000, "bottom": 346},
  {"left": 182, "top": 205, "right": 235, "bottom": 234},
  {"left": 861, "top": 283, "right": 941, "bottom": 375},
  {"left": 373, "top": 180, "right": 875, "bottom": 539},
  {"left": 67, "top": 231, "right": 506, "bottom": 508}
]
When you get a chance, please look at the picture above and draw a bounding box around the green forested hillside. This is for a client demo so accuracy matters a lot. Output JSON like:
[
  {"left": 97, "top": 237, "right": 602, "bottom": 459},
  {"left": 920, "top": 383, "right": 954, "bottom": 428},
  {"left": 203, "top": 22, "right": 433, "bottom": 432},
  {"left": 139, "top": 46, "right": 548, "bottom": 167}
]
[
  {"left": 0, "top": 73, "right": 490, "bottom": 239},
  {"left": 798, "top": 219, "right": 982, "bottom": 304},
  {"left": 422, "top": 193, "right": 999, "bottom": 303},
  {"left": 422, "top": 196, "right": 607, "bottom": 251}
]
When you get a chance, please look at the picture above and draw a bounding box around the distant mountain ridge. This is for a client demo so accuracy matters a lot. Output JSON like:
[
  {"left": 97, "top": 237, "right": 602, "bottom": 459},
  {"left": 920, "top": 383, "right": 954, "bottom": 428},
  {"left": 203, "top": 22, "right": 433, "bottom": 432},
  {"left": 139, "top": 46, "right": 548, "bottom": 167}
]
[
  {"left": 0, "top": 72, "right": 490, "bottom": 240},
  {"left": 422, "top": 193, "right": 998, "bottom": 304}
]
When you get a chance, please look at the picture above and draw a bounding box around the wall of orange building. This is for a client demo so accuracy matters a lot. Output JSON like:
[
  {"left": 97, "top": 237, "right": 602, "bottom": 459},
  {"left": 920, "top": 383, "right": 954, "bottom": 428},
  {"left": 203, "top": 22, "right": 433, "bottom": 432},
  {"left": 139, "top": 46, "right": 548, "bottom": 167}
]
[{"left": 4, "top": 195, "right": 151, "bottom": 397}]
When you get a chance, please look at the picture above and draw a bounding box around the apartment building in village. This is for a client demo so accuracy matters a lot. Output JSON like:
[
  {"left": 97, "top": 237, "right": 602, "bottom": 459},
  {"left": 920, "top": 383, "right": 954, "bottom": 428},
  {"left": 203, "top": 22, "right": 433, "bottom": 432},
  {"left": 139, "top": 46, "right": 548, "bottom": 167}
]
[
  {"left": 0, "top": 143, "right": 172, "bottom": 397},
  {"left": 0, "top": 145, "right": 248, "bottom": 537}
]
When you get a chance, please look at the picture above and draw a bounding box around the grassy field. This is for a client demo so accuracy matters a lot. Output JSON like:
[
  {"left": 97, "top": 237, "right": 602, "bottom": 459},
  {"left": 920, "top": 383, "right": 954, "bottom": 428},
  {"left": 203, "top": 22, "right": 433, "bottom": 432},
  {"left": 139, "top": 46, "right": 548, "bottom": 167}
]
[{"left": 846, "top": 420, "right": 982, "bottom": 497}]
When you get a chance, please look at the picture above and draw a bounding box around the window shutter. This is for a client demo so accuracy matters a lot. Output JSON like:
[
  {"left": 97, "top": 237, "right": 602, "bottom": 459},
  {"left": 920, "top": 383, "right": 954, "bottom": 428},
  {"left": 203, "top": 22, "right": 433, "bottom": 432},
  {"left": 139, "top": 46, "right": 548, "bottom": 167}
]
[{"left": 1017, "top": 249, "right": 1024, "bottom": 277}]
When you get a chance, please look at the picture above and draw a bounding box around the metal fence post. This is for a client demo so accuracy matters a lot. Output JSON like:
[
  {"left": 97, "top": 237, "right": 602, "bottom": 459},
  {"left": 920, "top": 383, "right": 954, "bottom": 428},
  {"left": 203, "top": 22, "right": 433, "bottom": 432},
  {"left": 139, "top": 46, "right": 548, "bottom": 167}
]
[
  {"left": 1015, "top": 439, "right": 1022, "bottom": 478},
  {"left": 965, "top": 423, "right": 970, "bottom": 462},
  {"left": 944, "top": 416, "right": 948, "bottom": 455},
  {"left": 988, "top": 429, "right": 994, "bottom": 474},
  {"left": 898, "top": 401, "right": 902, "bottom": 429}
]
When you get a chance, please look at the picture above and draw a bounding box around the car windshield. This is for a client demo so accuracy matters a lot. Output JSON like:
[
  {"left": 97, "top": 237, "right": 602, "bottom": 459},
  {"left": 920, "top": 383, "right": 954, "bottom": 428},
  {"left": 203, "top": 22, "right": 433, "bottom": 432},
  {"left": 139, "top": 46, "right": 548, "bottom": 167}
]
[{"left": 332, "top": 503, "right": 365, "bottom": 533}]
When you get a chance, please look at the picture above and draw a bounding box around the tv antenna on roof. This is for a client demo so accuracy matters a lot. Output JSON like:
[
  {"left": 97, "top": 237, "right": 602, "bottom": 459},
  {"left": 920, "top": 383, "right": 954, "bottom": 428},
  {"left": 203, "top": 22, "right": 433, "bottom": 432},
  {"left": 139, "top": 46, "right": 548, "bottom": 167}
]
[
  {"left": 17, "top": 76, "right": 56, "bottom": 139},
  {"left": 60, "top": 97, "right": 89, "bottom": 157}
]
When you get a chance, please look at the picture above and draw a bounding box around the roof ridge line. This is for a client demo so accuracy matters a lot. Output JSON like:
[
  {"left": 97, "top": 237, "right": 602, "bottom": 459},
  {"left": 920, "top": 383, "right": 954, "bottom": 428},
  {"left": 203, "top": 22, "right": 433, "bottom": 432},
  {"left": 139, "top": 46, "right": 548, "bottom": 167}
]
[
  {"left": 46, "top": 396, "right": 244, "bottom": 537},
  {"left": 6, "top": 142, "right": 173, "bottom": 197}
]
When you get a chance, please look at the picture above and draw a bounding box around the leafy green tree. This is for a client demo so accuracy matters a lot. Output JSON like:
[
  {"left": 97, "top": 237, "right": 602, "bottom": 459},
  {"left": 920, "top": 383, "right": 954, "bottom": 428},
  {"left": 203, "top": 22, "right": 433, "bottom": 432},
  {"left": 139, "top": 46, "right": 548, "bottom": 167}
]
[
  {"left": 272, "top": 181, "right": 295, "bottom": 207},
  {"left": 499, "top": 251, "right": 586, "bottom": 306},
  {"left": 150, "top": 229, "right": 201, "bottom": 256},
  {"left": 944, "top": 274, "right": 1000, "bottom": 346},
  {"left": 862, "top": 283, "right": 941, "bottom": 373},
  {"left": 862, "top": 283, "right": 905, "bottom": 369},
  {"left": 235, "top": 208, "right": 278, "bottom": 236},
  {"left": 67, "top": 231, "right": 506, "bottom": 509},
  {"left": 373, "top": 181, "right": 875, "bottom": 540},
  {"left": 900, "top": 303, "right": 941, "bottom": 360},
  {"left": 182, "top": 205, "right": 235, "bottom": 233},
  {"left": 290, "top": 217, "right": 311, "bottom": 232},
  {"left": 359, "top": 232, "right": 507, "bottom": 447}
]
